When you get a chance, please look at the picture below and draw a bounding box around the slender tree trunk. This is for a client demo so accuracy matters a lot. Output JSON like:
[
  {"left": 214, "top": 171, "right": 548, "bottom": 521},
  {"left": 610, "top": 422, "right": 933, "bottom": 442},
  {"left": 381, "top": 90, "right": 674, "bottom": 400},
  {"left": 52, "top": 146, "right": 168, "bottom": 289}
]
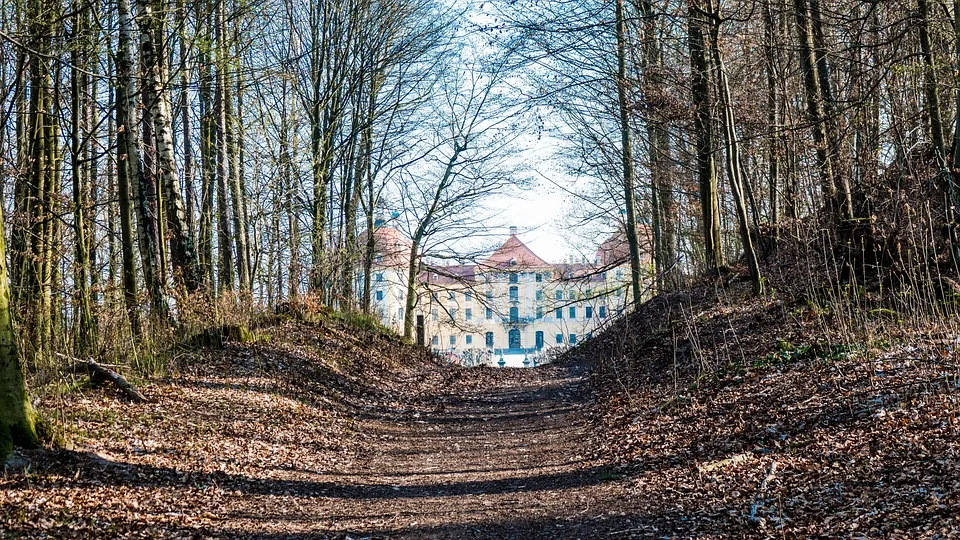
[
  {"left": 23, "top": 0, "right": 60, "bottom": 360},
  {"left": 709, "top": 0, "right": 764, "bottom": 294},
  {"left": 402, "top": 146, "right": 462, "bottom": 340},
  {"left": 688, "top": 0, "right": 723, "bottom": 273},
  {"left": 763, "top": 0, "right": 782, "bottom": 227},
  {"left": 215, "top": 0, "right": 234, "bottom": 294},
  {"left": 280, "top": 81, "right": 300, "bottom": 299},
  {"left": 918, "top": 0, "right": 947, "bottom": 168},
  {"left": 615, "top": 0, "right": 645, "bottom": 308},
  {"left": 198, "top": 0, "right": 216, "bottom": 291},
  {"left": 71, "top": 6, "right": 96, "bottom": 355},
  {"left": 180, "top": 0, "right": 199, "bottom": 289},
  {"left": 116, "top": 0, "right": 143, "bottom": 336},
  {"left": 794, "top": 0, "right": 838, "bottom": 217},
  {"left": 227, "top": 58, "right": 250, "bottom": 291},
  {"left": 638, "top": 0, "right": 679, "bottom": 292},
  {"left": 141, "top": 0, "right": 202, "bottom": 293}
]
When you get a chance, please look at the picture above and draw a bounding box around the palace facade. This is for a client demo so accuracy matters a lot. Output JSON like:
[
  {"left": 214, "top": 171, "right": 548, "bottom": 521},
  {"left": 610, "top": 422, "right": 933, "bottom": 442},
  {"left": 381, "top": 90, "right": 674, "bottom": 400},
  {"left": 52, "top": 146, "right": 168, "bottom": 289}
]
[{"left": 363, "top": 224, "right": 651, "bottom": 364}]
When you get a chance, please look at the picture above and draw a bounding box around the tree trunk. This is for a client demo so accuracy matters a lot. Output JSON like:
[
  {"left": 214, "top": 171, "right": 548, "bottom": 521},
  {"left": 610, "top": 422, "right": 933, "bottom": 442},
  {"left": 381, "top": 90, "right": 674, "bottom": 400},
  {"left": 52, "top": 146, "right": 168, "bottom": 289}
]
[
  {"left": 918, "top": 0, "right": 947, "bottom": 169},
  {"left": 709, "top": 0, "right": 764, "bottom": 294},
  {"left": 227, "top": 59, "right": 250, "bottom": 292},
  {"left": 638, "top": 0, "right": 679, "bottom": 293},
  {"left": 763, "top": 0, "right": 782, "bottom": 227},
  {"left": 215, "top": 0, "right": 234, "bottom": 294},
  {"left": 141, "top": 0, "right": 202, "bottom": 293},
  {"left": 0, "top": 195, "right": 38, "bottom": 460},
  {"left": 116, "top": 0, "right": 143, "bottom": 336},
  {"left": 198, "top": 0, "right": 216, "bottom": 291},
  {"left": 71, "top": 6, "right": 96, "bottom": 356},
  {"left": 615, "top": 0, "right": 646, "bottom": 308},
  {"left": 688, "top": 0, "right": 723, "bottom": 273}
]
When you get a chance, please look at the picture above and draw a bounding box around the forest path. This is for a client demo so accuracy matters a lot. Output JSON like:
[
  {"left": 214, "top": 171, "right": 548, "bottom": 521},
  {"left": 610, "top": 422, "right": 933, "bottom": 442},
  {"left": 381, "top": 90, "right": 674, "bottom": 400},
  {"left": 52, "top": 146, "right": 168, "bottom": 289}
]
[{"left": 299, "top": 361, "right": 637, "bottom": 539}]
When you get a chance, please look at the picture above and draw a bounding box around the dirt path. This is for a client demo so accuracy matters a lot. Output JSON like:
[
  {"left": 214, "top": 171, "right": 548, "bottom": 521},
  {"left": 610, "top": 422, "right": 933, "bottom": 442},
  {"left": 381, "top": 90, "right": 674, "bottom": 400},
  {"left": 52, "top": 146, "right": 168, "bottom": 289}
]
[
  {"left": 222, "top": 361, "right": 637, "bottom": 538},
  {"left": 322, "top": 362, "right": 636, "bottom": 539}
]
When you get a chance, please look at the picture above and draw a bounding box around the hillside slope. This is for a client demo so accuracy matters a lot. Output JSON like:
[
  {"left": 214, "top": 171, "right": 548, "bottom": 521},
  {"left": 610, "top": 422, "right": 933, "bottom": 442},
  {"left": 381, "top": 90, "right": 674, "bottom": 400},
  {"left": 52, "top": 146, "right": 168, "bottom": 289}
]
[{"left": 567, "top": 278, "right": 960, "bottom": 536}]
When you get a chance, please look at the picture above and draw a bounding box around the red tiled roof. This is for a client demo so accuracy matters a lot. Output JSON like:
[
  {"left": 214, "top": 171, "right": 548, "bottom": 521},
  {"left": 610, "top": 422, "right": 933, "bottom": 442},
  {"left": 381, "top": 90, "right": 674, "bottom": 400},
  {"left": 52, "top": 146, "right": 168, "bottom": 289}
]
[
  {"left": 359, "top": 226, "right": 411, "bottom": 268},
  {"left": 481, "top": 235, "right": 551, "bottom": 270}
]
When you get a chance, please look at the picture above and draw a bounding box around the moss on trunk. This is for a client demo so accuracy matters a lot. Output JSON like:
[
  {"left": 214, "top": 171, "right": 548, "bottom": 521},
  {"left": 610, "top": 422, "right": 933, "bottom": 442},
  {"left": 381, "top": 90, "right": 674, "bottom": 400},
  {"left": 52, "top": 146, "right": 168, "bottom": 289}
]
[{"left": 0, "top": 195, "right": 38, "bottom": 461}]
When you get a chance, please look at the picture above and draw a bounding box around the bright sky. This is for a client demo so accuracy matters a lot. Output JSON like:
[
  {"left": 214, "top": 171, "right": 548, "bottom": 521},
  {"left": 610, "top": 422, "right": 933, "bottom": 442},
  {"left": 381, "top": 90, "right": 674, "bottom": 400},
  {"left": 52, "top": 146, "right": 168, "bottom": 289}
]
[
  {"left": 451, "top": 1, "right": 611, "bottom": 265},
  {"left": 485, "top": 133, "right": 583, "bottom": 264}
]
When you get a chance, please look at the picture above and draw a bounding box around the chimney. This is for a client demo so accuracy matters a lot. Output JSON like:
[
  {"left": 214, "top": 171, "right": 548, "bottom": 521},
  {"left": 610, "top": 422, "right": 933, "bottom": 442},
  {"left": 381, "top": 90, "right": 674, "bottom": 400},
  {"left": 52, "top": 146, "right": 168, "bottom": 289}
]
[{"left": 509, "top": 226, "right": 518, "bottom": 236}]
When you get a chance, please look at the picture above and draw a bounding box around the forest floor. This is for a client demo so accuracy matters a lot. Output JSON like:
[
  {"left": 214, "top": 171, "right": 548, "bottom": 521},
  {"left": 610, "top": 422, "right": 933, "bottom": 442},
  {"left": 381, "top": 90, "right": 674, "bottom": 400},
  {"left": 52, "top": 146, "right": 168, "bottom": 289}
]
[
  {"left": 3, "top": 285, "right": 960, "bottom": 538},
  {"left": 1, "top": 320, "right": 639, "bottom": 539}
]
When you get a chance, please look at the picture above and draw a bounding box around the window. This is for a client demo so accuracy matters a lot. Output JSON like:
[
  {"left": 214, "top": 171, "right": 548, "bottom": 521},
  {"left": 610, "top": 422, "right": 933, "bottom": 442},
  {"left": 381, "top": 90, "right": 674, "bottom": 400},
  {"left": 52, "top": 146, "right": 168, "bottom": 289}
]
[
  {"left": 569, "top": 334, "right": 577, "bottom": 344},
  {"left": 432, "top": 335, "right": 439, "bottom": 345},
  {"left": 555, "top": 290, "right": 563, "bottom": 300},
  {"left": 536, "top": 290, "right": 543, "bottom": 301},
  {"left": 431, "top": 309, "right": 438, "bottom": 321},
  {"left": 536, "top": 307, "right": 543, "bottom": 319},
  {"left": 600, "top": 272, "right": 606, "bottom": 280},
  {"left": 509, "top": 286, "right": 518, "bottom": 301},
  {"left": 465, "top": 308, "right": 472, "bottom": 321},
  {"left": 450, "top": 335, "right": 457, "bottom": 346},
  {"left": 509, "top": 273, "right": 519, "bottom": 284},
  {"left": 555, "top": 308, "right": 562, "bottom": 319},
  {"left": 375, "top": 273, "right": 384, "bottom": 282},
  {"left": 448, "top": 291, "right": 455, "bottom": 300},
  {"left": 485, "top": 332, "right": 494, "bottom": 347},
  {"left": 585, "top": 306, "right": 593, "bottom": 319},
  {"left": 465, "top": 291, "right": 472, "bottom": 302},
  {"left": 615, "top": 289, "right": 623, "bottom": 297},
  {"left": 449, "top": 308, "right": 457, "bottom": 321},
  {"left": 569, "top": 306, "right": 576, "bottom": 319},
  {"left": 616, "top": 269, "right": 624, "bottom": 279},
  {"left": 375, "top": 290, "right": 384, "bottom": 301},
  {"left": 599, "top": 306, "right": 607, "bottom": 318},
  {"left": 466, "top": 335, "right": 473, "bottom": 345},
  {"left": 486, "top": 307, "right": 493, "bottom": 319},
  {"left": 486, "top": 290, "right": 494, "bottom": 301},
  {"left": 556, "top": 333, "right": 563, "bottom": 344},
  {"left": 536, "top": 273, "right": 543, "bottom": 283},
  {"left": 536, "top": 331, "right": 544, "bottom": 349},
  {"left": 510, "top": 306, "right": 519, "bottom": 322}
]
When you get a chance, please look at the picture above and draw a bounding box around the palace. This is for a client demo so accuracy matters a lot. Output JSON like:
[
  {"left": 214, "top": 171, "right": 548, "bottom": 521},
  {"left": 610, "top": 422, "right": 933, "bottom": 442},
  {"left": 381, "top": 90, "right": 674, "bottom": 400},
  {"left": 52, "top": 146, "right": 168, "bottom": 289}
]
[{"left": 363, "top": 224, "right": 652, "bottom": 365}]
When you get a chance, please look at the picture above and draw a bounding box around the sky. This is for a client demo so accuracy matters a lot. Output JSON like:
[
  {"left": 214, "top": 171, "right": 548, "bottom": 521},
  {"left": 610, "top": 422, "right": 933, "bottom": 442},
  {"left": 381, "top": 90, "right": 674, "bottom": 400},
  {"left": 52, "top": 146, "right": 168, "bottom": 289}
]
[{"left": 482, "top": 132, "right": 587, "bottom": 264}]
